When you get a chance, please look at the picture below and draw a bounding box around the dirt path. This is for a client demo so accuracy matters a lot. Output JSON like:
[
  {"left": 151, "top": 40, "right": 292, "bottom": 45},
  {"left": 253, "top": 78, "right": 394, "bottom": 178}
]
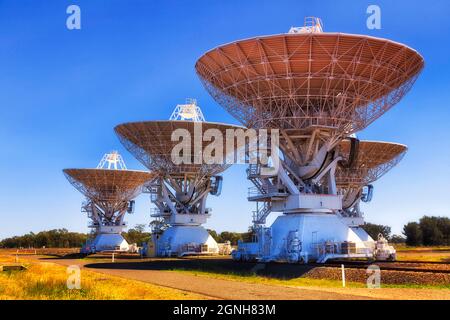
[
  {"left": 42, "top": 258, "right": 371, "bottom": 300},
  {"left": 33, "top": 257, "right": 450, "bottom": 300}
]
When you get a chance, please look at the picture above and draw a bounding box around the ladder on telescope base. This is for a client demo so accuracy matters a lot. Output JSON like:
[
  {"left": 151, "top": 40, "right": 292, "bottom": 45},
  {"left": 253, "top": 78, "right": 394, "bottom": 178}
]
[{"left": 253, "top": 202, "right": 272, "bottom": 225}]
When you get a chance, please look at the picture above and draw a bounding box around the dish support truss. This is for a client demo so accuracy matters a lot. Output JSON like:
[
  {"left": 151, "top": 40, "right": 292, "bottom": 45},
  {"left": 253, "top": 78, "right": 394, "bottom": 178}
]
[
  {"left": 235, "top": 136, "right": 403, "bottom": 263},
  {"left": 80, "top": 199, "right": 133, "bottom": 253},
  {"left": 143, "top": 173, "right": 222, "bottom": 257},
  {"left": 82, "top": 198, "right": 133, "bottom": 233}
]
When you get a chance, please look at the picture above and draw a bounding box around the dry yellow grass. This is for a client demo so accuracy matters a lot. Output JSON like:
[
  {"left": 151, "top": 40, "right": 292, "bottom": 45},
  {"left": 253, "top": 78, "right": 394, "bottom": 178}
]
[
  {"left": 0, "top": 254, "right": 206, "bottom": 300},
  {"left": 394, "top": 245, "right": 450, "bottom": 262}
]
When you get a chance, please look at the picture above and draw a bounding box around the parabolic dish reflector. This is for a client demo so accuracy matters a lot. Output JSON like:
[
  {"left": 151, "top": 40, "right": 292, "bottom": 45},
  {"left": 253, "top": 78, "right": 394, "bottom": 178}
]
[
  {"left": 115, "top": 121, "right": 245, "bottom": 176},
  {"left": 63, "top": 169, "right": 155, "bottom": 202},
  {"left": 336, "top": 140, "right": 407, "bottom": 186},
  {"left": 195, "top": 33, "right": 424, "bottom": 133}
]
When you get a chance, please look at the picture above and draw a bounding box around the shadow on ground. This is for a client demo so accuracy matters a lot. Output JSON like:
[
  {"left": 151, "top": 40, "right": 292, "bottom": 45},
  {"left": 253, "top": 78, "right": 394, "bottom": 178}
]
[
  {"left": 83, "top": 257, "right": 316, "bottom": 280},
  {"left": 39, "top": 253, "right": 88, "bottom": 259},
  {"left": 41, "top": 253, "right": 142, "bottom": 260}
]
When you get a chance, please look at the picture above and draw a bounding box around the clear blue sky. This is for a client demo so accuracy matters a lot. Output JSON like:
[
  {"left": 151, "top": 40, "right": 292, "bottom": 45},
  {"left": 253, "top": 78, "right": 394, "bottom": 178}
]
[{"left": 1, "top": 0, "right": 449, "bottom": 239}]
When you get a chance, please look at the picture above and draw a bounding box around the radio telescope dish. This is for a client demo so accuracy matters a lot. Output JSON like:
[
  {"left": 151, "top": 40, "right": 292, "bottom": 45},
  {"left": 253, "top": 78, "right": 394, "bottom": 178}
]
[
  {"left": 336, "top": 140, "right": 407, "bottom": 210},
  {"left": 114, "top": 120, "right": 245, "bottom": 176},
  {"left": 195, "top": 27, "right": 424, "bottom": 134},
  {"left": 336, "top": 140, "right": 407, "bottom": 186},
  {"left": 63, "top": 151, "right": 156, "bottom": 253},
  {"left": 63, "top": 168, "right": 155, "bottom": 205}
]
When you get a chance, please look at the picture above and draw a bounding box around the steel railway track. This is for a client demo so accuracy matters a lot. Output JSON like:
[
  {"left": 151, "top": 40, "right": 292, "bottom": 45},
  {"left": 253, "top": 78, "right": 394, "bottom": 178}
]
[{"left": 321, "top": 261, "right": 450, "bottom": 274}]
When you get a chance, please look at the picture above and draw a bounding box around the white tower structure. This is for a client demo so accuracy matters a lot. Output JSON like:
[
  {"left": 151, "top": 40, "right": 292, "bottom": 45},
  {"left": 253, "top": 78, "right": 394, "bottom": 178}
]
[
  {"left": 288, "top": 17, "right": 323, "bottom": 34},
  {"left": 96, "top": 150, "right": 127, "bottom": 170},
  {"left": 169, "top": 98, "right": 206, "bottom": 122},
  {"left": 115, "top": 101, "right": 242, "bottom": 257},
  {"left": 196, "top": 18, "right": 424, "bottom": 263},
  {"left": 63, "top": 151, "right": 155, "bottom": 254}
]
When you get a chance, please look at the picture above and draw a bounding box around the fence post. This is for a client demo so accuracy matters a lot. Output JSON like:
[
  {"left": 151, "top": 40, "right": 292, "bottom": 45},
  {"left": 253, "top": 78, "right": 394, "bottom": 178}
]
[{"left": 341, "top": 264, "right": 346, "bottom": 287}]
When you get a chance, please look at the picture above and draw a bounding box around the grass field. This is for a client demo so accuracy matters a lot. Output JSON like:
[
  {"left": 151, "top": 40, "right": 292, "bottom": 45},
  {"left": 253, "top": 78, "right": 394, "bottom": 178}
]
[
  {"left": 394, "top": 245, "right": 450, "bottom": 262},
  {"left": 1, "top": 246, "right": 449, "bottom": 300},
  {"left": 0, "top": 253, "right": 205, "bottom": 300},
  {"left": 171, "top": 268, "right": 366, "bottom": 288},
  {"left": 170, "top": 265, "right": 450, "bottom": 290}
]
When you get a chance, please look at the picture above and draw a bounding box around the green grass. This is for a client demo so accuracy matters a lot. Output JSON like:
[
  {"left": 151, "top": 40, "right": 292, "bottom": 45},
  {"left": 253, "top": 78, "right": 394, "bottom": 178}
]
[
  {"left": 170, "top": 268, "right": 367, "bottom": 289},
  {"left": 169, "top": 267, "right": 450, "bottom": 290}
]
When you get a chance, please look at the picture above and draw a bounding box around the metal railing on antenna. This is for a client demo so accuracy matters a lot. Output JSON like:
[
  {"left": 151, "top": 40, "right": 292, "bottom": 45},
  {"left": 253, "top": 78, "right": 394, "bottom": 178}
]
[{"left": 288, "top": 16, "right": 323, "bottom": 34}]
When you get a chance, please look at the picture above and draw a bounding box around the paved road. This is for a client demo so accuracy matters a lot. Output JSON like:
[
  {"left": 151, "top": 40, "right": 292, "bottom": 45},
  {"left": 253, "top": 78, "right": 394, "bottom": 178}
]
[{"left": 45, "top": 257, "right": 372, "bottom": 300}]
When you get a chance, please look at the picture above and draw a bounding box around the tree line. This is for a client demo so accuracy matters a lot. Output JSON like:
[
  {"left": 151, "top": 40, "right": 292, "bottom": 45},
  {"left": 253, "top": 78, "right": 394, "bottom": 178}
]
[
  {"left": 124, "top": 226, "right": 253, "bottom": 246},
  {"left": 0, "top": 229, "right": 88, "bottom": 248},
  {"left": 361, "top": 222, "right": 406, "bottom": 243},
  {"left": 0, "top": 226, "right": 253, "bottom": 248},
  {"left": 362, "top": 215, "right": 450, "bottom": 246},
  {"left": 0, "top": 225, "right": 252, "bottom": 248},
  {"left": 207, "top": 229, "right": 253, "bottom": 245},
  {"left": 1, "top": 216, "right": 449, "bottom": 248},
  {"left": 403, "top": 216, "right": 450, "bottom": 246},
  {"left": 0, "top": 226, "right": 155, "bottom": 249},
  {"left": 125, "top": 225, "right": 253, "bottom": 246}
]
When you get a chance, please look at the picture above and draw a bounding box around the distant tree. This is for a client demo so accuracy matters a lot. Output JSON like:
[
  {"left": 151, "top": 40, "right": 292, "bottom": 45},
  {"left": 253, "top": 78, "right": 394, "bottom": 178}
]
[
  {"left": 134, "top": 224, "right": 147, "bottom": 233},
  {"left": 437, "top": 217, "right": 450, "bottom": 245},
  {"left": 241, "top": 226, "right": 255, "bottom": 243},
  {"left": 390, "top": 234, "right": 406, "bottom": 244},
  {"left": 419, "top": 216, "right": 445, "bottom": 246},
  {"left": 403, "top": 216, "right": 450, "bottom": 247},
  {"left": 0, "top": 229, "right": 88, "bottom": 248},
  {"left": 122, "top": 224, "right": 150, "bottom": 245},
  {"left": 362, "top": 222, "right": 391, "bottom": 240},
  {"left": 207, "top": 229, "right": 219, "bottom": 242},
  {"left": 218, "top": 232, "right": 242, "bottom": 245},
  {"left": 403, "top": 222, "right": 422, "bottom": 246},
  {"left": 206, "top": 229, "right": 252, "bottom": 244}
]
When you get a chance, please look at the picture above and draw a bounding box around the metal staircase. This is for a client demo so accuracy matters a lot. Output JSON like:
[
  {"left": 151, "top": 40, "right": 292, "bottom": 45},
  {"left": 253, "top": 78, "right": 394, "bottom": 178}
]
[
  {"left": 145, "top": 181, "right": 160, "bottom": 203},
  {"left": 252, "top": 201, "right": 272, "bottom": 225},
  {"left": 247, "top": 164, "right": 267, "bottom": 194},
  {"left": 150, "top": 207, "right": 162, "bottom": 217},
  {"left": 81, "top": 201, "right": 94, "bottom": 218}
]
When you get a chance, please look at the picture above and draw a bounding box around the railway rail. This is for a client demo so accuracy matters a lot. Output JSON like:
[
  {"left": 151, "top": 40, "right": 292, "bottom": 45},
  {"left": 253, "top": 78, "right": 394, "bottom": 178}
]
[{"left": 323, "top": 260, "right": 450, "bottom": 274}]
